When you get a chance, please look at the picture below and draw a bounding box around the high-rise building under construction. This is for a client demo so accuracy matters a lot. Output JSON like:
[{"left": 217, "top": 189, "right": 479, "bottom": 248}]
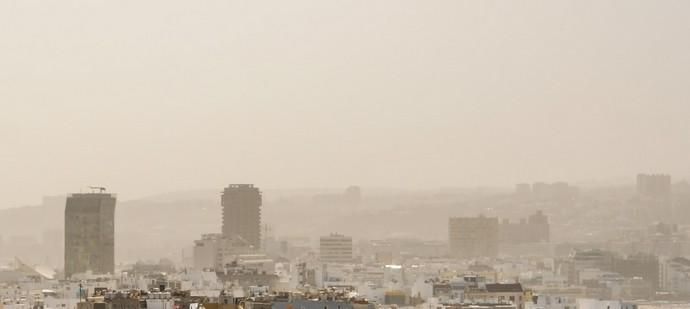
[
  {"left": 221, "top": 184, "right": 262, "bottom": 248},
  {"left": 64, "top": 192, "right": 116, "bottom": 278}
]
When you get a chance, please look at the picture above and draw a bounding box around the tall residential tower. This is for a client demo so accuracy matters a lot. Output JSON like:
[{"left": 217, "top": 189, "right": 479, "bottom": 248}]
[
  {"left": 64, "top": 192, "right": 116, "bottom": 278},
  {"left": 221, "top": 184, "right": 262, "bottom": 248}
]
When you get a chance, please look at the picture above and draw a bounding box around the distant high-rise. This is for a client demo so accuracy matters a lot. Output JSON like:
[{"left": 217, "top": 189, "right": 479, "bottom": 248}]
[
  {"left": 221, "top": 184, "right": 262, "bottom": 248},
  {"left": 515, "top": 183, "right": 531, "bottom": 199},
  {"left": 64, "top": 192, "right": 116, "bottom": 278},
  {"left": 528, "top": 210, "right": 550, "bottom": 242},
  {"left": 344, "top": 186, "right": 362, "bottom": 204},
  {"left": 320, "top": 233, "right": 353, "bottom": 263},
  {"left": 449, "top": 215, "right": 499, "bottom": 258},
  {"left": 499, "top": 210, "right": 550, "bottom": 244},
  {"left": 637, "top": 174, "right": 672, "bottom": 198},
  {"left": 636, "top": 174, "right": 673, "bottom": 222},
  {"left": 514, "top": 182, "right": 578, "bottom": 202}
]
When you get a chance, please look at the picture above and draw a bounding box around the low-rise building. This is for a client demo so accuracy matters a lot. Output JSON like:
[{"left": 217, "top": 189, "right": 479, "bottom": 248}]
[{"left": 465, "top": 283, "right": 525, "bottom": 309}]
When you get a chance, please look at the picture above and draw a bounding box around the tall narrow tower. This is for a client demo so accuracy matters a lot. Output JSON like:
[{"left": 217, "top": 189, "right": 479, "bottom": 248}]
[
  {"left": 221, "top": 184, "right": 262, "bottom": 248},
  {"left": 64, "top": 192, "right": 116, "bottom": 278}
]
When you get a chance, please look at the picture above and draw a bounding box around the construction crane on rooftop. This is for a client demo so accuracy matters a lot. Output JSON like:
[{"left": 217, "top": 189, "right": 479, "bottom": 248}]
[{"left": 89, "top": 186, "right": 106, "bottom": 193}]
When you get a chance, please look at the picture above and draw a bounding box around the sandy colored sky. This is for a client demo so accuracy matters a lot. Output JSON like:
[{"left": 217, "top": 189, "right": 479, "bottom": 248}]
[{"left": 1, "top": 0, "right": 689, "bottom": 207}]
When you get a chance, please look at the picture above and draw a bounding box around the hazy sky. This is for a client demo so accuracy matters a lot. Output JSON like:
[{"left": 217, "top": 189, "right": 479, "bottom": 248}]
[{"left": 1, "top": 0, "right": 689, "bottom": 207}]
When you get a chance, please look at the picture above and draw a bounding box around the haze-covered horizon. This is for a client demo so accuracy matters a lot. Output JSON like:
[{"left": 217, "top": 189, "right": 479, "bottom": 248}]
[
  {"left": 3, "top": 0, "right": 690, "bottom": 208},
  {"left": 2, "top": 176, "right": 686, "bottom": 210}
]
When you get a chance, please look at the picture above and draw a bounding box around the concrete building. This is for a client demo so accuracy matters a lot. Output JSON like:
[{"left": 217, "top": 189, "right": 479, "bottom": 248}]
[
  {"left": 320, "top": 233, "right": 353, "bottom": 263},
  {"left": 611, "top": 253, "right": 659, "bottom": 290},
  {"left": 636, "top": 174, "right": 673, "bottom": 222},
  {"left": 660, "top": 257, "right": 690, "bottom": 295},
  {"left": 499, "top": 210, "right": 550, "bottom": 244},
  {"left": 222, "top": 184, "right": 262, "bottom": 248},
  {"left": 193, "top": 233, "right": 222, "bottom": 270},
  {"left": 64, "top": 192, "right": 116, "bottom": 278},
  {"left": 530, "top": 182, "right": 578, "bottom": 202},
  {"left": 192, "top": 233, "right": 261, "bottom": 270},
  {"left": 637, "top": 174, "right": 672, "bottom": 197},
  {"left": 449, "top": 215, "right": 499, "bottom": 258},
  {"left": 465, "top": 283, "right": 525, "bottom": 309}
]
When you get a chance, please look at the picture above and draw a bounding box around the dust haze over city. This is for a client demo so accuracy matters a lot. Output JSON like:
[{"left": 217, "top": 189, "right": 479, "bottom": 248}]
[{"left": 2, "top": 1, "right": 690, "bottom": 309}]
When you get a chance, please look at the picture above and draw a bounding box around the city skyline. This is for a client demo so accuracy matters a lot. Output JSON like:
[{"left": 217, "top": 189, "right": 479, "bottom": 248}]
[{"left": 2, "top": 1, "right": 690, "bottom": 307}]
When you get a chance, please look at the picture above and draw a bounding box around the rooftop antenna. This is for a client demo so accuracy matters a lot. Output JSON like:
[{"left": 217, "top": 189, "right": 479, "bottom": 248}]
[{"left": 89, "top": 186, "right": 106, "bottom": 193}]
